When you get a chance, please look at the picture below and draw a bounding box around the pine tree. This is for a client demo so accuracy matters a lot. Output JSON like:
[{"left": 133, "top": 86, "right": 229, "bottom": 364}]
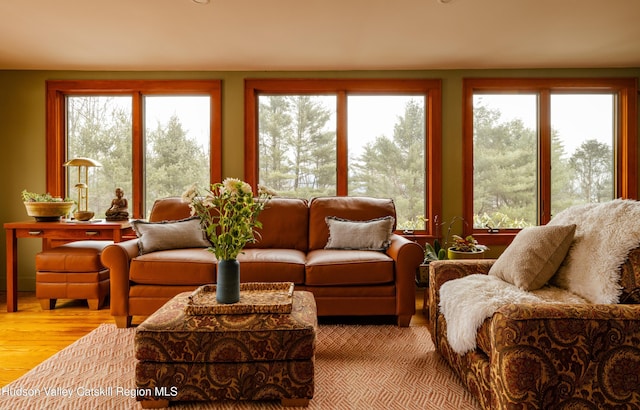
[
  {"left": 145, "top": 114, "right": 209, "bottom": 212},
  {"left": 67, "top": 96, "right": 132, "bottom": 217},
  {"left": 259, "top": 96, "right": 336, "bottom": 198},
  {"left": 258, "top": 96, "right": 293, "bottom": 191},
  {"left": 569, "top": 139, "right": 613, "bottom": 203},
  {"left": 350, "top": 99, "right": 425, "bottom": 229},
  {"left": 472, "top": 105, "right": 537, "bottom": 226}
]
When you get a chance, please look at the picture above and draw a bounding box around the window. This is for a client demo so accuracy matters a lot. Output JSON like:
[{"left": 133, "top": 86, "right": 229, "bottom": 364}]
[
  {"left": 463, "top": 78, "right": 637, "bottom": 244},
  {"left": 46, "top": 80, "right": 222, "bottom": 219},
  {"left": 245, "top": 79, "right": 442, "bottom": 234}
]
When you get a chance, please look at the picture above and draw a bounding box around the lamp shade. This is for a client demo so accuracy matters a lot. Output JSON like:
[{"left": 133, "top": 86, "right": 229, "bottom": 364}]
[{"left": 63, "top": 157, "right": 102, "bottom": 167}]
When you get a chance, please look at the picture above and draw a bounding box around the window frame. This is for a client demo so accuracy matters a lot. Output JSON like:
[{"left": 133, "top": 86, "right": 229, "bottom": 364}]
[
  {"left": 244, "top": 78, "right": 442, "bottom": 236},
  {"left": 46, "top": 79, "right": 222, "bottom": 219},
  {"left": 463, "top": 77, "right": 638, "bottom": 246}
]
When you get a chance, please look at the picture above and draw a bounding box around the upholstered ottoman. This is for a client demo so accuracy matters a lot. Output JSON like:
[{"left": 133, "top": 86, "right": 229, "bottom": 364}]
[
  {"left": 134, "top": 290, "right": 317, "bottom": 408},
  {"left": 35, "top": 240, "right": 112, "bottom": 310}
]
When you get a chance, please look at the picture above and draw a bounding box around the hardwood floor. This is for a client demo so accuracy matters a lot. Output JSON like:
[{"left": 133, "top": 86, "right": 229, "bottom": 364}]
[
  {"left": 0, "top": 292, "right": 113, "bottom": 386},
  {"left": 0, "top": 289, "right": 429, "bottom": 387}
]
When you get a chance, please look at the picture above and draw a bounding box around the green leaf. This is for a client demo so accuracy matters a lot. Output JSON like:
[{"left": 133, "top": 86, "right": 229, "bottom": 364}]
[{"left": 437, "top": 248, "right": 447, "bottom": 260}]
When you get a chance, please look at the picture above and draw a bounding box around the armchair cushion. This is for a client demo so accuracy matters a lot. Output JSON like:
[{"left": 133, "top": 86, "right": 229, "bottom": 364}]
[
  {"left": 131, "top": 217, "right": 210, "bottom": 255},
  {"left": 488, "top": 224, "right": 576, "bottom": 290}
]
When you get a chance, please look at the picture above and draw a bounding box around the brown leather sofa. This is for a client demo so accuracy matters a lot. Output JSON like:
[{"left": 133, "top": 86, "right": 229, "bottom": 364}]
[{"left": 102, "top": 196, "right": 423, "bottom": 328}]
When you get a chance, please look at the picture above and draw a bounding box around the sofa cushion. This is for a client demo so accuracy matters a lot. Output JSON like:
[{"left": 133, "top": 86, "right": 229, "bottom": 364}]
[
  {"left": 148, "top": 196, "right": 193, "bottom": 222},
  {"left": 489, "top": 224, "right": 576, "bottom": 291},
  {"left": 305, "top": 249, "right": 394, "bottom": 286},
  {"left": 324, "top": 216, "right": 394, "bottom": 251},
  {"left": 132, "top": 217, "right": 210, "bottom": 255},
  {"left": 130, "top": 248, "right": 216, "bottom": 285},
  {"left": 237, "top": 249, "right": 306, "bottom": 284},
  {"left": 245, "top": 197, "right": 309, "bottom": 251},
  {"left": 308, "top": 196, "right": 396, "bottom": 251}
]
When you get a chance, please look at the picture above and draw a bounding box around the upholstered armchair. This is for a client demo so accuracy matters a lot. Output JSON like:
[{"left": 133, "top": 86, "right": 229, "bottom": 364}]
[{"left": 428, "top": 200, "right": 640, "bottom": 409}]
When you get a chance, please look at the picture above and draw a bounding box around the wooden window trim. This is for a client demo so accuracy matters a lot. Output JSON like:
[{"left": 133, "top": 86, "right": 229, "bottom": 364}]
[
  {"left": 244, "top": 78, "right": 442, "bottom": 237},
  {"left": 463, "top": 77, "right": 638, "bottom": 246},
  {"left": 46, "top": 80, "right": 222, "bottom": 219}
]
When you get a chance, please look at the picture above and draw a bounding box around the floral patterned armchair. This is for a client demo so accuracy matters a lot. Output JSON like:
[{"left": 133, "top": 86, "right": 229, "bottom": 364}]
[{"left": 428, "top": 248, "right": 640, "bottom": 409}]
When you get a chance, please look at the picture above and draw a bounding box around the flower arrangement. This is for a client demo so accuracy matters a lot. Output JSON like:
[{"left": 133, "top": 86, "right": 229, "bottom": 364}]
[{"left": 181, "top": 178, "right": 275, "bottom": 261}]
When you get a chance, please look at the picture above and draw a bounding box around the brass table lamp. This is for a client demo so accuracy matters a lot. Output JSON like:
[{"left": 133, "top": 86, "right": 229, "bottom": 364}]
[{"left": 63, "top": 157, "right": 102, "bottom": 221}]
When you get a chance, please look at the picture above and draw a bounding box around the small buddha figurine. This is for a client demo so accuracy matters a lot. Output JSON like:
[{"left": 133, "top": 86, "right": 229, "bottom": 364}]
[{"left": 105, "top": 187, "right": 129, "bottom": 221}]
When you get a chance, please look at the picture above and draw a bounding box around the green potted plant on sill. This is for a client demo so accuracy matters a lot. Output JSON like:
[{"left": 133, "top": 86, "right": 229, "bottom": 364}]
[
  {"left": 417, "top": 216, "right": 488, "bottom": 284},
  {"left": 447, "top": 234, "right": 488, "bottom": 260}
]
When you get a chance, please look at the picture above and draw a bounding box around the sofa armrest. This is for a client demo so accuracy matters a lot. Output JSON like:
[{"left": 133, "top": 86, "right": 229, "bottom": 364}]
[
  {"left": 386, "top": 234, "right": 424, "bottom": 326},
  {"left": 428, "top": 259, "right": 495, "bottom": 339},
  {"left": 491, "top": 303, "right": 640, "bottom": 408},
  {"left": 101, "top": 239, "right": 140, "bottom": 319}
]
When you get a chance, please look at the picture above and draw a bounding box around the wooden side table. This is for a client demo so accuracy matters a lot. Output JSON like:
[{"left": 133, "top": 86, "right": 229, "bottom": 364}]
[{"left": 4, "top": 219, "right": 133, "bottom": 312}]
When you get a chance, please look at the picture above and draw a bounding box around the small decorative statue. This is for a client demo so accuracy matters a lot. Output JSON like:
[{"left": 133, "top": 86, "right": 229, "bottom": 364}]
[{"left": 105, "top": 187, "right": 129, "bottom": 221}]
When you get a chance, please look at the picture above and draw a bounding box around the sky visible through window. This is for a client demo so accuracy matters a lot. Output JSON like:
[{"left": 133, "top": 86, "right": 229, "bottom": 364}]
[
  {"left": 347, "top": 95, "right": 422, "bottom": 153},
  {"left": 144, "top": 96, "right": 211, "bottom": 152},
  {"left": 476, "top": 94, "right": 614, "bottom": 157}
]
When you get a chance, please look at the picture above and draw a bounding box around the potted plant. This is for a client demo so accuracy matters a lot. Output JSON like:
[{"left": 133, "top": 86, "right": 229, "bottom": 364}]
[
  {"left": 22, "top": 190, "right": 75, "bottom": 222},
  {"left": 416, "top": 215, "right": 451, "bottom": 286},
  {"left": 417, "top": 238, "right": 447, "bottom": 287},
  {"left": 447, "top": 234, "right": 488, "bottom": 259},
  {"left": 416, "top": 215, "right": 488, "bottom": 284}
]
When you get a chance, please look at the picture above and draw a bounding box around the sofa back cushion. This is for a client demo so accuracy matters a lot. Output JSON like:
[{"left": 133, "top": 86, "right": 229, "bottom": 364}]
[
  {"left": 131, "top": 217, "right": 210, "bottom": 255},
  {"left": 245, "top": 197, "right": 309, "bottom": 251},
  {"left": 148, "top": 197, "right": 192, "bottom": 222},
  {"left": 308, "top": 196, "right": 396, "bottom": 251}
]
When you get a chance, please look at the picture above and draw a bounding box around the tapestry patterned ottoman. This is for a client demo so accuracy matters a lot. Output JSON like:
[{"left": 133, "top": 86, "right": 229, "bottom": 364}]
[{"left": 134, "top": 290, "right": 317, "bottom": 408}]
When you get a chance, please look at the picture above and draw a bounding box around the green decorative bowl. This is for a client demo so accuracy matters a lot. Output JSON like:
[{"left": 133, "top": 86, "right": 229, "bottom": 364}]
[
  {"left": 447, "top": 248, "right": 485, "bottom": 260},
  {"left": 24, "top": 201, "right": 75, "bottom": 222}
]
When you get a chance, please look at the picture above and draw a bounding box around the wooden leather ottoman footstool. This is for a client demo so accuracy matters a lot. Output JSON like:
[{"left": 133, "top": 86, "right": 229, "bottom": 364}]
[
  {"left": 35, "top": 240, "right": 112, "bottom": 310},
  {"left": 134, "top": 290, "right": 317, "bottom": 408}
]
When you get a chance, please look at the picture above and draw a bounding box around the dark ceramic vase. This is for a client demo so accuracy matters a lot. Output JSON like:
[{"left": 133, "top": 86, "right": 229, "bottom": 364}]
[{"left": 216, "top": 259, "right": 240, "bottom": 304}]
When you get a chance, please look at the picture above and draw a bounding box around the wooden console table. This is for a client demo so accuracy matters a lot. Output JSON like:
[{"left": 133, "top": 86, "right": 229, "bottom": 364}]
[{"left": 4, "top": 219, "right": 133, "bottom": 312}]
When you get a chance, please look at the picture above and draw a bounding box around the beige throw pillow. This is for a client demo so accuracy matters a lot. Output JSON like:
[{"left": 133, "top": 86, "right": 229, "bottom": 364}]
[
  {"left": 131, "top": 217, "right": 211, "bottom": 255},
  {"left": 325, "top": 216, "right": 395, "bottom": 251},
  {"left": 489, "top": 224, "right": 576, "bottom": 291}
]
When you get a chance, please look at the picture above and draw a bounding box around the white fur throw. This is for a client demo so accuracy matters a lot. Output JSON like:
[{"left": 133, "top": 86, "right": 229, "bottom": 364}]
[
  {"left": 440, "top": 274, "right": 587, "bottom": 354},
  {"left": 548, "top": 199, "right": 640, "bottom": 303}
]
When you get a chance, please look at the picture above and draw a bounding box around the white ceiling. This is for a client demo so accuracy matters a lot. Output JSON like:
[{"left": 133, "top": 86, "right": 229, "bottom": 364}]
[{"left": 1, "top": 0, "right": 640, "bottom": 71}]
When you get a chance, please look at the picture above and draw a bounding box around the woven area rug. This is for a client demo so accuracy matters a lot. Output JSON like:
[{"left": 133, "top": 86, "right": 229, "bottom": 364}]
[{"left": 0, "top": 323, "right": 479, "bottom": 410}]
